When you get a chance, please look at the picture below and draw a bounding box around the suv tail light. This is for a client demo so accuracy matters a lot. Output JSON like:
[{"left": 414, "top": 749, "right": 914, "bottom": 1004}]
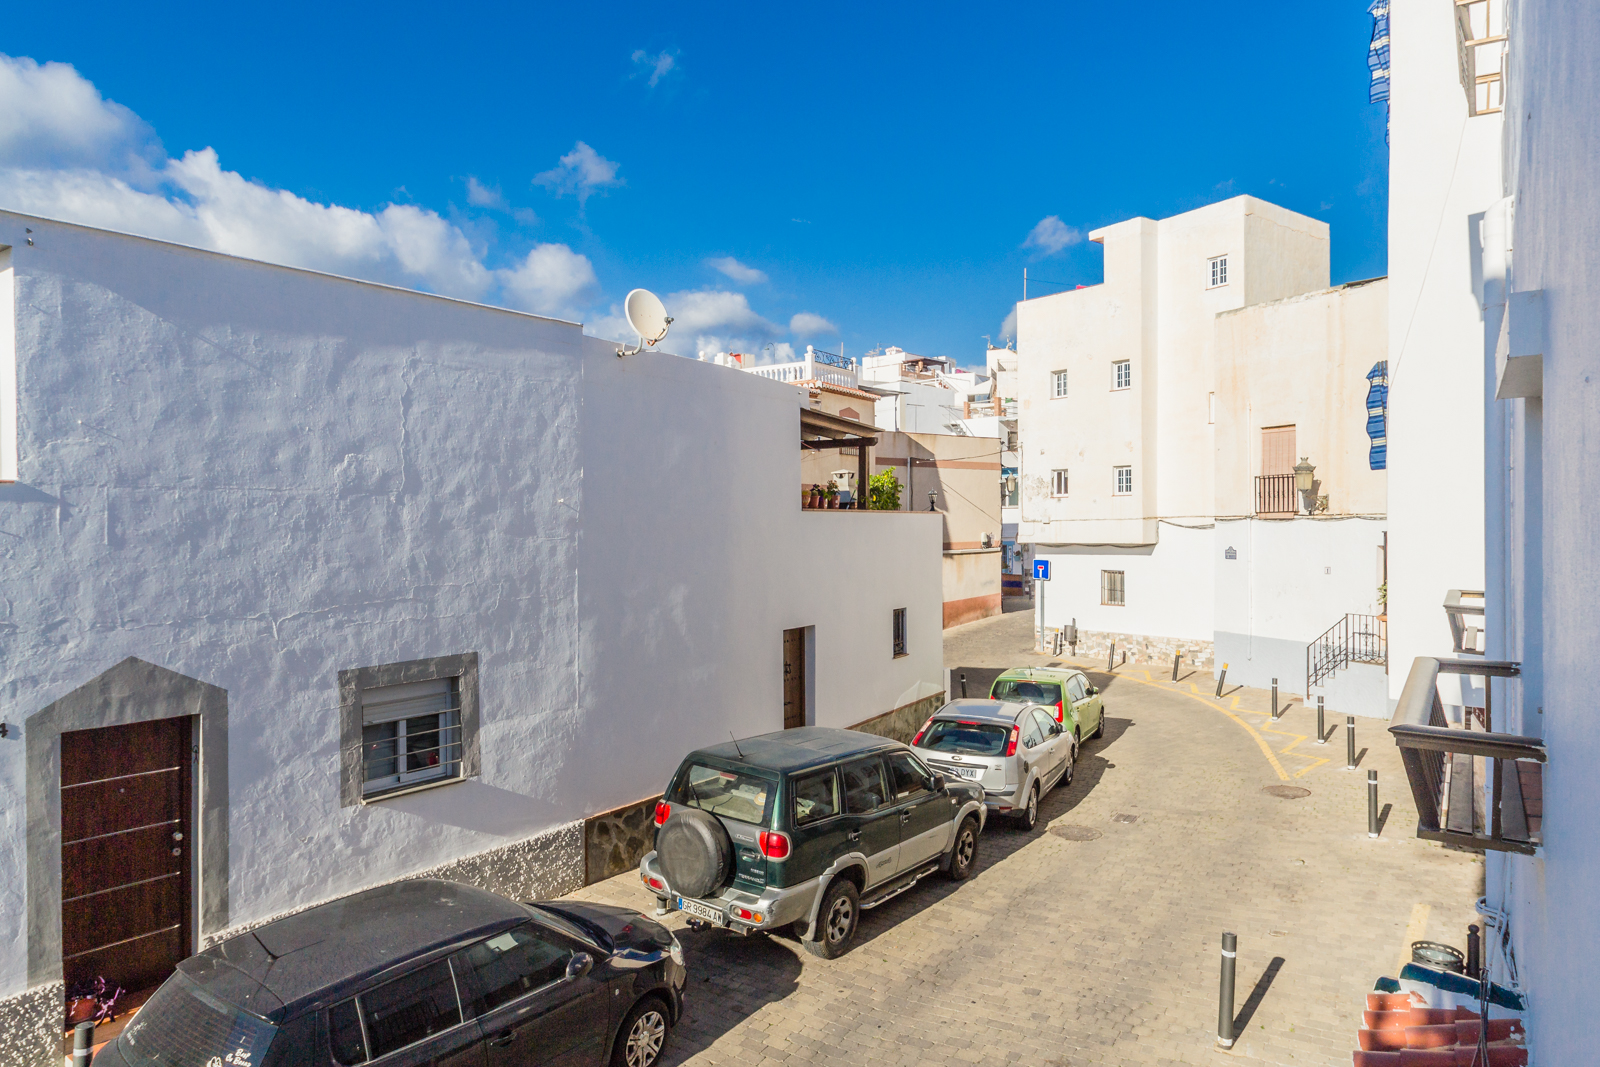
[
  {"left": 1004, "top": 724, "right": 1021, "bottom": 757},
  {"left": 911, "top": 718, "right": 934, "bottom": 746},
  {"left": 654, "top": 801, "right": 671, "bottom": 826},
  {"left": 758, "top": 831, "right": 791, "bottom": 860}
]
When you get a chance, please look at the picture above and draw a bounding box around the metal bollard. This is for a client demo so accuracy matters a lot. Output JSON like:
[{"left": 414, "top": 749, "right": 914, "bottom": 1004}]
[
  {"left": 960, "top": 673, "right": 967, "bottom": 698},
  {"left": 1107, "top": 642, "right": 1116, "bottom": 670},
  {"left": 1467, "top": 924, "right": 1481, "bottom": 978},
  {"left": 1368, "top": 770, "right": 1379, "bottom": 837},
  {"left": 72, "top": 1022, "right": 94, "bottom": 1067},
  {"left": 1217, "top": 931, "right": 1238, "bottom": 1048},
  {"left": 1214, "top": 663, "right": 1228, "bottom": 698},
  {"left": 1346, "top": 716, "right": 1357, "bottom": 769},
  {"left": 1271, "top": 678, "right": 1279, "bottom": 721},
  {"left": 1315, "top": 695, "right": 1326, "bottom": 744},
  {"left": 1120, "top": 651, "right": 1126, "bottom": 667},
  {"left": 1172, "top": 652, "right": 1181, "bottom": 681}
]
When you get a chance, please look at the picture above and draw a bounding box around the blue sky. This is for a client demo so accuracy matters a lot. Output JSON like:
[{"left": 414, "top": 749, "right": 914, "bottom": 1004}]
[{"left": 2, "top": 1, "right": 1388, "bottom": 367}]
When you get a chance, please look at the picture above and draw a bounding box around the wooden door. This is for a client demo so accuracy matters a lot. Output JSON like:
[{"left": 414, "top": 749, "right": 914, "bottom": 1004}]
[
  {"left": 61, "top": 717, "right": 193, "bottom": 992},
  {"left": 1261, "top": 425, "right": 1297, "bottom": 475},
  {"left": 782, "top": 628, "right": 807, "bottom": 729}
]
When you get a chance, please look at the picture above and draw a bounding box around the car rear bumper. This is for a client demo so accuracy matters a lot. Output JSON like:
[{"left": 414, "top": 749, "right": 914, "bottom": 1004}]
[
  {"left": 639, "top": 850, "right": 816, "bottom": 933},
  {"left": 983, "top": 786, "right": 1025, "bottom": 811}
]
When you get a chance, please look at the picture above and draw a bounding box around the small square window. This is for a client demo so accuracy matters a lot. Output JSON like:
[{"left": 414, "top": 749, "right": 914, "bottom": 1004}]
[
  {"left": 1051, "top": 469, "right": 1069, "bottom": 497},
  {"left": 1209, "top": 255, "right": 1229, "bottom": 288},
  {"left": 1101, "top": 570, "right": 1126, "bottom": 606},
  {"left": 1114, "top": 466, "right": 1133, "bottom": 495},
  {"left": 1112, "top": 361, "right": 1132, "bottom": 390},
  {"left": 893, "top": 608, "right": 908, "bottom": 658},
  {"left": 1051, "top": 370, "right": 1069, "bottom": 398},
  {"left": 340, "top": 653, "right": 480, "bottom": 805}
]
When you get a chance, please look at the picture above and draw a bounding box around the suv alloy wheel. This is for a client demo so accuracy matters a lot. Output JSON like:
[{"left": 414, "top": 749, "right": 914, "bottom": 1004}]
[
  {"left": 802, "top": 877, "right": 860, "bottom": 959},
  {"left": 945, "top": 815, "right": 980, "bottom": 881}
]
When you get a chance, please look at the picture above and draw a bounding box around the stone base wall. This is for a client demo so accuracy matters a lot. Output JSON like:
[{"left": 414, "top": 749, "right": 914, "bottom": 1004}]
[
  {"left": 585, "top": 796, "right": 660, "bottom": 885},
  {"left": 1050, "top": 628, "right": 1216, "bottom": 672},
  {"left": 0, "top": 981, "right": 62, "bottom": 1067},
  {"left": 848, "top": 691, "right": 946, "bottom": 744}
]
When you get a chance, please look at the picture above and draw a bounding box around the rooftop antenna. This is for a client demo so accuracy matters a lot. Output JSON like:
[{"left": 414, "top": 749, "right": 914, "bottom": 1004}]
[
  {"left": 617, "top": 289, "right": 673, "bottom": 357},
  {"left": 728, "top": 731, "right": 746, "bottom": 759}
]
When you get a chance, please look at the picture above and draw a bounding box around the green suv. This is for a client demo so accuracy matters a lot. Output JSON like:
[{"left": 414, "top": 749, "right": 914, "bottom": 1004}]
[{"left": 639, "top": 728, "right": 987, "bottom": 959}]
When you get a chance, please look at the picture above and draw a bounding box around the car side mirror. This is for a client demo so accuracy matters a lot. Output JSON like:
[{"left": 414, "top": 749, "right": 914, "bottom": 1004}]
[
  {"left": 1087, "top": 685, "right": 1099, "bottom": 696},
  {"left": 566, "top": 953, "right": 594, "bottom": 980},
  {"left": 1051, "top": 723, "right": 1063, "bottom": 736},
  {"left": 931, "top": 773, "right": 945, "bottom": 791}
]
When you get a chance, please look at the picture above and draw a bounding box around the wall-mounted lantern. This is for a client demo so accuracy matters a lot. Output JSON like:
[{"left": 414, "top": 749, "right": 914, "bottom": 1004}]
[
  {"left": 927, "top": 489, "right": 938, "bottom": 512},
  {"left": 1294, "top": 457, "right": 1317, "bottom": 514}
]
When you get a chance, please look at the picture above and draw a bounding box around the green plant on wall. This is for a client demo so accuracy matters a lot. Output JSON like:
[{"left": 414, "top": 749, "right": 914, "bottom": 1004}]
[
  {"left": 1378, "top": 581, "right": 1387, "bottom": 610},
  {"left": 869, "top": 470, "right": 902, "bottom": 510}
]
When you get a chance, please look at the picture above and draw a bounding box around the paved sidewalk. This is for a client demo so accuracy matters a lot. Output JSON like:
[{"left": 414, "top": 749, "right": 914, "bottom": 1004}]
[{"left": 567, "top": 606, "right": 1483, "bottom": 1066}]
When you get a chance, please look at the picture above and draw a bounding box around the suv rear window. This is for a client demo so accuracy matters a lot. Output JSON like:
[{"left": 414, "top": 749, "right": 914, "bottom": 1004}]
[
  {"left": 920, "top": 720, "right": 1010, "bottom": 756},
  {"left": 992, "top": 679, "right": 1063, "bottom": 706},
  {"left": 673, "top": 763, "right": 774, "bottom": 825}
]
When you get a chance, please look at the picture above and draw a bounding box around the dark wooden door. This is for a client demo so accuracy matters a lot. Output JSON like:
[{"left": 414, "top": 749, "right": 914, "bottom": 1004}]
[
  {"left": 61, "top": 717, "right": 193, "bottom": 992},
  {"left": 782, "top": 628, "right": 806, "bottom": 730}
]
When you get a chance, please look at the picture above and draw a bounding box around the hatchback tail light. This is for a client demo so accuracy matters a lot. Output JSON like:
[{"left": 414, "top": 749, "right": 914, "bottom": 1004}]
[
  {"left": 654, "top": 801, "right": 671, "bottom": 826},
  {"left": 758, "top": 831, "right": 791, "bottom": 859},
  {"left": 1056, "top": 701, "right": 1065, "bottom": 722},
  {"left": 911, "top": 718, "right": 934, "bottom": 746},
  {"left": 1004, "top": 724, "right": 1021, "bottom": 757}
]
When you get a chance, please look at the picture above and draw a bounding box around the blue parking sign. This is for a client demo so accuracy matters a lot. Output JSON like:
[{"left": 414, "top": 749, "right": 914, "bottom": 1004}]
[{"left": 1033, "top": 559, "right": 1051, "bottom": 580}]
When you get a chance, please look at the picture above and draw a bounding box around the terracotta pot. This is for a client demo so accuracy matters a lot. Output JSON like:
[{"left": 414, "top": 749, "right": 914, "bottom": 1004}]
[{"left": 67, "top": 998, "right": 98, "bottom": 1026}]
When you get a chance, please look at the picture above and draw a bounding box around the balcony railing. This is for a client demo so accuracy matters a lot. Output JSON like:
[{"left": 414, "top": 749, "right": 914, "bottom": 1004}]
[
  {"left": 1255, "top": 473, "right": 1296, "bottom": 515},
  {"left": 1444, "top": 588, "right": 1486, "bottom": 655},
  {"left": 1390, "top": 657, "right": 1545, "bottom": 855}
]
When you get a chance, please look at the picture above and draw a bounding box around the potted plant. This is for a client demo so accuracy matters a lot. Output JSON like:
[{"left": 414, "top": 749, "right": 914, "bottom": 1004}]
[
  {"left": 806, "top": 484, "right": 823, "bottom": 508},
  {"left": 65, "top": 977, "right": 124, "bottom": 1029},
  {"left": 824, "top": 484, "right": 839, "bottom": 509}
]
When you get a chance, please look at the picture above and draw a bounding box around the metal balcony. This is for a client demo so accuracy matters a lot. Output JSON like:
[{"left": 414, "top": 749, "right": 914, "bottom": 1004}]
[
  {"left": 1444, "top": 588, "right": 1486, "bottom": 655},
  {"left": 1255, "top": 473, "right": 1296, "bottom": 516},
  {"left": 1389, "top": 657, "right": 1544, "bottom": 855}
]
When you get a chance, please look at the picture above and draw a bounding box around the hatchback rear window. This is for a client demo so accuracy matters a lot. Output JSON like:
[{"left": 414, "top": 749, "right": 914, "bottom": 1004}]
[
  {"left": 991, "top": 679, "right": 1063, "bottom": 706},
  {"left": 673, "top": 763, "right": 774, "bottom": 825},
  {"left": 116, "top": 971, "right": 278, "bottom": 1067},
  {"left": 919, "top": 720, "right": 1010, "bottom": 756}
]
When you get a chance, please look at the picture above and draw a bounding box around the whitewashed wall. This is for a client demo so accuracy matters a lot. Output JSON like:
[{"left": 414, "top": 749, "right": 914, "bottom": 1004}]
[
  {"left": 0, "top": 212, "right": 943, "bottom": 1008},
  {"left": 1033, "top": 523, "right": 1214, "bottom": 643}
]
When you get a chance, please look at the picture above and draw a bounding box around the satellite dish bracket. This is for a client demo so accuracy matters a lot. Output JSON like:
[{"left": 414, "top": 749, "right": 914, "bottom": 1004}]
[{"left": 617, "top": 316, "right": 673, "bottom": 358}]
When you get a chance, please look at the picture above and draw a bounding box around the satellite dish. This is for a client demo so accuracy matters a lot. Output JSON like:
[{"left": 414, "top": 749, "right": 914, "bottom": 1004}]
[{"left": 618, "top": 289, "right": 673, "bottom": 357}]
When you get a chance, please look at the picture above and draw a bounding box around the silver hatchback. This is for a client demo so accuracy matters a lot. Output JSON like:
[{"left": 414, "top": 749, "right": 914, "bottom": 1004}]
[{"left": 909, "top": 698, "right": 1075, "bottom": 831}]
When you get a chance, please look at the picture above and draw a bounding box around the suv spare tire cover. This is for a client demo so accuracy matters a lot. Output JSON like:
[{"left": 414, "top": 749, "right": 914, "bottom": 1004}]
[{"left": 657, "top": 807, "right": 734, "bottom": 899}]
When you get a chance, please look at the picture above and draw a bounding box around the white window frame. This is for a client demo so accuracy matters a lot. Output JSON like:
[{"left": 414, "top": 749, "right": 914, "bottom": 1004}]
[
  {"left": 1100, "top": 570, "right": 1126, "bottom": 607},
  {"left": 359, "top": 679, "right": 463, "bottom": 796},
  {"left": 340, "top": 653, "right": 480, "bottom": 806},
  {"left": 1209, "top": 255, "right": 1229, "bottom": 288},
  {"left": 1051, "top": 469, "right": 1069, "bottom": 497},
  {"left": 1114, "top": 466, "right": 1133, "bottom": 496},
  {"left": 1112, "top": 361, "right": 1132, "bottom": 391},
  {"left": 1051, "top": 370, "right": 1069, "bottom": 399}
]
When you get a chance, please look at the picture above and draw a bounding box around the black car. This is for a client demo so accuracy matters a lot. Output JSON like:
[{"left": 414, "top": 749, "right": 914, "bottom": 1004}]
[{"left": 94, "top": 879, "right": 686, "bottom": 1067}]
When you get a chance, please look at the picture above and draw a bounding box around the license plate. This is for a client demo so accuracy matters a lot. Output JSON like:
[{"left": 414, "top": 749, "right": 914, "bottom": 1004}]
[
  {"left": 677, "top": 896, "right": 726, "bottom": 925},
  {"left": 946, "top": 766, "right": 981, "bottom": 779}
]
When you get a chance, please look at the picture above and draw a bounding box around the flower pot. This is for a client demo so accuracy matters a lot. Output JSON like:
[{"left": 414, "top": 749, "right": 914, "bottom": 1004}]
[{"left": 67, "top": 998, "right": 98, "bottom": 1026}]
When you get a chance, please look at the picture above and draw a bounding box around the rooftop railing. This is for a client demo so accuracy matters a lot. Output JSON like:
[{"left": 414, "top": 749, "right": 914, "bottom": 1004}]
[{"left": 1444, "top": 588, "right": 1486, "bottom": 655}]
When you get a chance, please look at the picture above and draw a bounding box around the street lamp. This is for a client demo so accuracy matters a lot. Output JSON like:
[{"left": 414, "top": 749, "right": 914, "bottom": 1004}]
[
  {"left": 927, "top": 489, "right": 938, "bottom": 512},
  {"left": 1294, "top": 457, "right": 1316, "bottom": 514}
]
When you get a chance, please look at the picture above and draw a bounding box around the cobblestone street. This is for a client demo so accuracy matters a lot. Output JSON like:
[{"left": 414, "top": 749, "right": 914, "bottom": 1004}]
[{"left": 570, "top": 603, "right": 1483, "bottom": 1066}]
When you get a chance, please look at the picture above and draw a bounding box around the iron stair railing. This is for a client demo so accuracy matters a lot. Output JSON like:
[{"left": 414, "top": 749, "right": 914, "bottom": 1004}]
[{"left": 1306, "top": 613, "right": 1388, "bottom": 691}]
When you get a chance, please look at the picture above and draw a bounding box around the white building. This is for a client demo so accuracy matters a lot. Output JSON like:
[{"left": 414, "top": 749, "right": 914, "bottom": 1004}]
[
  {"left": 1386, "top": 1, "right": 1600, "bottom": 1061},
  {"left": 0, "top": 211, "right": 945, "bottom": 1063},
  {"left": 1015, "top": 196, "right": 1391, "bottom": 709}
]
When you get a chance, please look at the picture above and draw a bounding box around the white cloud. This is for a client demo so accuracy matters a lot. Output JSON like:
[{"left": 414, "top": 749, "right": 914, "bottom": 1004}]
[
  {"left": 1022, "top": 215, "right": 1082, "bottom": 256},
  {"left": 788, "top": 311, "right": 837, "bottom": 337},
  {"left": 707, "top": 256, "right": 767, "bottom": 285},
  {"left": 0, "top": 52, "right": 596, "bottom": 317},
  {"left": 465, "top": 176, "right": 507, "bottom": 210},
  {"left": 534, "top": 141, "right": 622, "bottom": 207},
  {"left": 665, "top": 289, "right": 782, "bottom": 339},
  {"left": 631, "top": 49, "right": 680, "bottom": 88},
  {"left": 999, "top": 306, "right": 1018, "bottom": 343}
]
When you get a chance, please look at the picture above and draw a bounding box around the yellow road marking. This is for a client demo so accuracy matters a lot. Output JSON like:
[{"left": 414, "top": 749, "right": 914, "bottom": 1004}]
[
  {"left": 1190, "top": 683, "right": 1199, "bottom": 694},
  {"left": 1261, "top": 719, "right": 1331, "bottom": 777},
  {"left": 1398, "top": 904, "right": 1431, "bottom": 974},
  {"left": 1142, "top": 670, "right": 1152, "bottom": 681},
  {"left": 1114, "top": 673, "right": 1290, "bottom": 781},
  {"left": 1230, "top": 696, "right": 1241, "bottom": 709}
]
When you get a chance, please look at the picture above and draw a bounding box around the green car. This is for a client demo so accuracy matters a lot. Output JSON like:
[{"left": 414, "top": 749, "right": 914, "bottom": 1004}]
[
  {"left": 989, "top": 666, "right": 1105, "bottom": 742},
  {"left": 640, "top": 728, "right": 987, "bottom": 959}
]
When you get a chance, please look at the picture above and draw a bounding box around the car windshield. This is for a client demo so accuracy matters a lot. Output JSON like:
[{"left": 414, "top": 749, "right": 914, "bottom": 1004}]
[
  {"left": 116, "top": 971, "right": 278, "bottom": 1067},
  {"left": 919, "top": 720, "right": 1010, "bottom": 756},
  {"left": 992, "top": 679, "right": 1062, "bottom": 705},
  {"left": 673, "top": 763, "right": 774, "bottom": 825}
]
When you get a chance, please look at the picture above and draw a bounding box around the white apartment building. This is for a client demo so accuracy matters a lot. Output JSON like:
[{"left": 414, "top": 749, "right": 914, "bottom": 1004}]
[
  {"left": 1017, "top": 196, "right": 1392, "bottom": 709},
  {"left": 1383, "top": 1, "right": 1600, "bottom": 1062}
]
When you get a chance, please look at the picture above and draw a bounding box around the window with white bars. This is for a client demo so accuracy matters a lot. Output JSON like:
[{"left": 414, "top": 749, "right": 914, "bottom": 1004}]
[
  {"left": 361, "top": 678, "right": 463, "bottom": 796},
  {"left": 1112, "top": 361, "right": 1132, "bottom": 390},
  {"left": 1052, "top": 370, "right": 1069, "bottom": 398},
  {"left": 1114, "top": 466, "right": 1133, "bottom": 495},
  {"left": 1051, "top": 469, "right": 1069, "bottom": 497},
  {"left": 1101, "top": 570, "right": 1126, "bottom": 606},
  {"left": 1209, "top": 256, "right": 1229, "bottom": 288}
]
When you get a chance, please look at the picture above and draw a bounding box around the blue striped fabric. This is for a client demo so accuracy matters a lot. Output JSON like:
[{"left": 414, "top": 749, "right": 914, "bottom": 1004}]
[{"left": 1366, "top": 360, "right": 1389, "bottom": 471}]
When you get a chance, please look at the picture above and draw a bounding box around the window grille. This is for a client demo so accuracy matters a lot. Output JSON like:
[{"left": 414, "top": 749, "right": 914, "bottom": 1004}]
[
  {"left": 1101, "top": 570, "right": 1126, "bottom": 606},
  {"left": 892, "top": 608, "right": 908, "bottom": 657},
  {"left": 1051, "top": 469, "right": 1069, "bottom": 497},
  {"left": 361, "top": 678, "right": 463, "bottom": 797}
]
